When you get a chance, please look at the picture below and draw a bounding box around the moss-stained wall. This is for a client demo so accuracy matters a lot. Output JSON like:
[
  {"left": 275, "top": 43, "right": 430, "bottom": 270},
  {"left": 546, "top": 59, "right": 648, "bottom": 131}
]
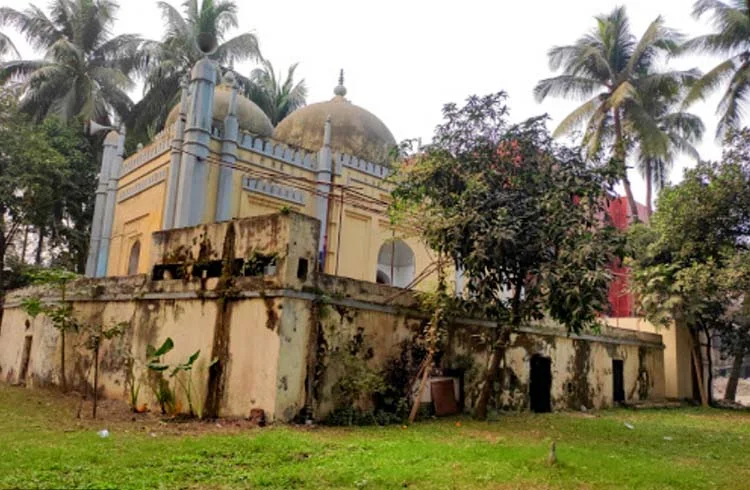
[{"left": 0, "top": 214, "right": 666, "bottom": 422}]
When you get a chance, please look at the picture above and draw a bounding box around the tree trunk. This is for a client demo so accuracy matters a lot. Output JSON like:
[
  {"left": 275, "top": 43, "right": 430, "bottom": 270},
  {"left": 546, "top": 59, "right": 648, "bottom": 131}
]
[
  {"left": 34, "top": 226, "right": 45, "bottom": 266},
  {"left": 60, "top": 282, "right": 67, "bottom": 392},
  {"left": 0, "top": 229, "right": 6, "bottom": 329},
  {"left": 21, "top": 225, "right": 28, "bottom": 265},
  {"left": 704, "top": 327, "right": 714, "bottom": 405},
  {"left": 690, "top": 331, "right": 708, "bottom": 407},
  {"left": 613, "top": 109, "right": 639, "bottom": 221},
  {"left": 724, "top": 344, "right": 745, "bottom": 402},
  {"left": 92, "top": 341, "right": 99, "bottom": 419},
  {"left": 474, "top": 326, "right": 514, "bottom": 420},
  {"left": 645, "top": 160, "right": 653, "bottom": 217},
  {"left": 408, "top": 255, "right": 446, "bottom": 424}
]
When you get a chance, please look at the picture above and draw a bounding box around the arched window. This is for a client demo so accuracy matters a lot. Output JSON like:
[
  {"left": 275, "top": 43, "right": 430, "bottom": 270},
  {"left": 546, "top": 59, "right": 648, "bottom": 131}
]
[
  {"left": 376, "top": 240, "right": 415, "bottom": 288},
  {"left": 127, "top": 240, "right": 141, "bottom": 276}
]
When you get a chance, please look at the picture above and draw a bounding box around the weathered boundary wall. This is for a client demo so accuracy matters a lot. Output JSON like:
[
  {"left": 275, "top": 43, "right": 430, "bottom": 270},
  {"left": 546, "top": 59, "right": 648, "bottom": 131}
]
[{"left": 0, "top": 213, "right": 665, "bottom": 421}]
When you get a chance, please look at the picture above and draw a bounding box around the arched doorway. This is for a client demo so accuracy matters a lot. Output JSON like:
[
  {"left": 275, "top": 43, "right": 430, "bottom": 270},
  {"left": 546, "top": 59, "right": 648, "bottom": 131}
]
[
  {"left": 127, "top": 240, "right": 141, "bottom": 275},
  {"left": 376, "top": 240, "right": 415, "bottom": 288}
]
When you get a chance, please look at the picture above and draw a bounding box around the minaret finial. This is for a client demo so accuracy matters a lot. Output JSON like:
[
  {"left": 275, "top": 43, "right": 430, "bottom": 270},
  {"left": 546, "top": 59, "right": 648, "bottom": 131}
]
[{"left": 334, "top": 69, "right": 347, "bottom": 97}]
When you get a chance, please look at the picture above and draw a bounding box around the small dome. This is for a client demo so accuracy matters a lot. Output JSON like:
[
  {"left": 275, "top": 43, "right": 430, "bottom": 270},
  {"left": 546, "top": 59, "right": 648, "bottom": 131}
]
[
  {"left": 165, "top": 84, "right": 273, "bottom": 137},
  {"left": 274, "top": 72, "right": 396, "bottom": 165}
]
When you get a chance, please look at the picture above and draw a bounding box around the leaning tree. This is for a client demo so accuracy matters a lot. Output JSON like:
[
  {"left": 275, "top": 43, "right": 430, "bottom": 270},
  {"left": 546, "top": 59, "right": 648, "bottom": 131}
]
[{"left": 391, "top": 93, "right": 624, "bottom": 419}]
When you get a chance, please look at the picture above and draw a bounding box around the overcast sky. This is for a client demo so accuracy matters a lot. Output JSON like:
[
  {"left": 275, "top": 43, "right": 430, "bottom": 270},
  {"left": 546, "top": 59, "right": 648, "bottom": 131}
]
[{"left": 1, "top": 0, "right": 731, "bottom": 205}]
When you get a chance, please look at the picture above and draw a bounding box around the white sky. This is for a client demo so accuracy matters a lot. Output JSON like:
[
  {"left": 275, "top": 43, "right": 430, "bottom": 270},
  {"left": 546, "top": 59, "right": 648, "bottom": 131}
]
[{"left": 0, "top": 0, "right": 731, "bottom": 204}]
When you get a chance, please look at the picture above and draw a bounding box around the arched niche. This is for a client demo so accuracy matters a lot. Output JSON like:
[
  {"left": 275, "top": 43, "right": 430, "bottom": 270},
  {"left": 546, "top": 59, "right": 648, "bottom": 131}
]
[
  {"left": 127, "top": 240, "right": 141, "bottom": 276},
  {"left": 376, "top": 239, "right": 415, "bottom": 288}
]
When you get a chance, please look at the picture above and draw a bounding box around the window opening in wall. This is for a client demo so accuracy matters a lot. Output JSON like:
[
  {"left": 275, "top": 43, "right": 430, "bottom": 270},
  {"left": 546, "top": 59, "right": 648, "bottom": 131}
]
[
  {"left": 127, "top": 240, "right": 141, "bottom": 275},
  {"left": 612, "top": 359, "right": 625, "bottom": 403},
  {"left": 297, "top": 258, "right": 308, "bottom": 280},
  {"left": 376, "top": 239, "right": 416, "bottom": 288},
  {"left": 529, "top": 355, "right": 552, "bottom": 413}
]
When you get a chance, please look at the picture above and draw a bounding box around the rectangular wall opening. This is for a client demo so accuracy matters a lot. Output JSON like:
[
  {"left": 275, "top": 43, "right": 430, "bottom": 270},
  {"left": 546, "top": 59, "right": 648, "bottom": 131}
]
[
  {"left": 529, "top": 355, "right": 552, "bottom": 413},
  {"left": 613, "top": 359, "right": 625, "bottom": 403},
  {"left": 19, "top": 335, "right": 32, "bottom": 383}
]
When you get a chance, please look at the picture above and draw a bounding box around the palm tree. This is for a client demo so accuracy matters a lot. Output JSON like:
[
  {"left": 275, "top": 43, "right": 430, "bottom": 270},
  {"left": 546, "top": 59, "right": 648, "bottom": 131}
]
[
  {"left": 634, "top": 83, "right": 705, "bottom": 214},
  {"left": 534, "top": 6, "right": 699, "bottom": 219},
  {"left": 0, "top": 31, "right": 19, "bottom": 60},
  {"left": 0, "top": 0, "right": 141, "bottom": 123},
  {"left": 131, "top": 0, "right": 262, "bottom": 140},
  {"left": 243, "top": 60, "right": 307, "bottom": 126},
  {"left": 683, "top": 1, "right": 750, "bottom": 137}
]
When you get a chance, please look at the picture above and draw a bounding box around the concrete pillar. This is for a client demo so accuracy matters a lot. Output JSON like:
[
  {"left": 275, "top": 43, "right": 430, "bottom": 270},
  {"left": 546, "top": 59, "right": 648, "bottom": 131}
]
[
  {"left": 174, "top": 57, "right": 216, "bottom": 228},
  {"left": 96, "top": 128, "right": 125, "bottom": 277},
  {"left": 163, "top": 77, "right": 190, "bottom": 229},
  {"left": 85, "top": 131, "right": 118, "bottom": 276},
  {"left": 316, "top": 116, "right": 333, "bottom": 270},
  {"left": 215, "top": 72, "right": 239, "bottom": 222}
]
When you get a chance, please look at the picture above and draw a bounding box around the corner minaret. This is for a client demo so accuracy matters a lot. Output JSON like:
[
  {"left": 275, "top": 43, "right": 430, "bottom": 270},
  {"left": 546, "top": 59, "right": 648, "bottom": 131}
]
[
  {"left": 215, "top": 71, "right": 239, "bottom": 222},
  {"left": 174, "top": 42, "right": 217, "bottom": 228},
  {"left": 85, "top": 130, "right": 119, "bottom": 276},
  {"left": 94, "top": 127, "right": 125, "bottom": 277},
  {"left": 163, "top": 76, "right": 190, "bottom": 229}
]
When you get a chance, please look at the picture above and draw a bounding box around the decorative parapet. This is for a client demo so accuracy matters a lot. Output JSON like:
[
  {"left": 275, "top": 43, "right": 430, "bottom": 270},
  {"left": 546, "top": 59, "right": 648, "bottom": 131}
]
[
  {"left": 237, "top": 131, "right": 317, "bottom": 172},
  {"left": 235, "top": 131, "right": 391, "bottom": 181},
  {"left": 117, "top": 168, "right": 167, "bottom": 203},
  {"left": 120, "top": 126, "right": 175, "bottom": 177},
  {"left": 242, "top": 176, "right": 306, "bottom": 205},
  {"left": 333, "top": 152, "right": 390, "bottom": 179}
]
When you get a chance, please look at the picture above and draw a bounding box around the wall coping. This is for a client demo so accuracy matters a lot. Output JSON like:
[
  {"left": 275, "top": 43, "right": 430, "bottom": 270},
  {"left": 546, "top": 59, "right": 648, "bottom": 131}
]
[{"left": 2, "top": 282, "right": 664, "bottom": 350}]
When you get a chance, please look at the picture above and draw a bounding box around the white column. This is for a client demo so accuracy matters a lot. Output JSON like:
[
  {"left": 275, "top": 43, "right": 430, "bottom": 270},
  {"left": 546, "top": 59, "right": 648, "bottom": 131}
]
[
  {"left": 174, "top": 57, "right": 216, "bottom": 228},
  {"left": 163, "top": 77, "right": 190, "bottom": 229},
  {"left": 85, "top": 131, "right": 118, "bottom": 276},
  {"left": 316, "top": 116, "right": 333, "bottom": 270},
  {"left": 215, "top": 73, "right": 239, "bottom": 222},
  {"left": 96, "top": 128, "right": 125, "bottom": 277}
]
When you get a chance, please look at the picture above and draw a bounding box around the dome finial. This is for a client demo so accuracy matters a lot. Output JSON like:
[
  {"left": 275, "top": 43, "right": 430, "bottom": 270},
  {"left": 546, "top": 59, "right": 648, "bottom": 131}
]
[{"left": 334, "top": 69, "right": 347, "bottom": 97}]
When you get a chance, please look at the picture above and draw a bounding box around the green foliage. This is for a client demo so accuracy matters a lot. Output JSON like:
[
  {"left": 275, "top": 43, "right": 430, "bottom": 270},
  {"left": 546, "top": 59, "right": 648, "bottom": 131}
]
[
  {"left": 684, "top": 1, "right": 750, "bottom": 136},
  {"left": 243, "top": 60, "right": 307, "bottom": 126},
  {"left": 129, "top": 0, "right": 262, "bottom": 144},
  {"left": 535, "top": 5, "right": 701, "bottom": 216},
  {"left": 146, "top": 338, "right": 215, "bottom": 418},
  {"left": 0, "top": 0, "right": 140, "bottom": 123},
  {"left": 330, "top": 349, "right": 385, "bottom": 409},
  {"left": 124, "top": 354, "right": 142, "bottom": 412},
  {"left": 146, "top": 338, "right": 176, "bottom": 414},
  {"left": 628, "top": 129, "right": 750, "bottom": 375},
  {"left": 3, "top": 384, "right": 750, "bottom": 489},
  {"left": 392, "top": 93, "right": 623, "bottom": 334},
  {"left": 0, "top": 95, "right": 69, "bottom": 290}
]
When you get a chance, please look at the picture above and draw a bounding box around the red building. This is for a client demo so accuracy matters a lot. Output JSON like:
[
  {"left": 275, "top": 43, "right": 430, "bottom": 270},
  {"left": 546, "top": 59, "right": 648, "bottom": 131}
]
[{"left": 607, "top": 197, "right": 649, "bottom": 317}]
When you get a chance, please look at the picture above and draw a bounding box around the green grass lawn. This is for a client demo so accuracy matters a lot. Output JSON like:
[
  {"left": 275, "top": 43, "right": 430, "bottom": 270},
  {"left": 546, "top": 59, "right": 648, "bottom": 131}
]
[{"left": 1, "top": 385, "right": 749, "bottom": 489}]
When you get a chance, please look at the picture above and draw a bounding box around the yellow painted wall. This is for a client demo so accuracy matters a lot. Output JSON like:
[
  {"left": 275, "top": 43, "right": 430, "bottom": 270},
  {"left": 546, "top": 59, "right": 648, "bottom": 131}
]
[
  {"left": 108, "top": 139, "right": 439, "bottom": 294},
  {"left": 606, "top": 317, "right": 693, "bottom": 399}
]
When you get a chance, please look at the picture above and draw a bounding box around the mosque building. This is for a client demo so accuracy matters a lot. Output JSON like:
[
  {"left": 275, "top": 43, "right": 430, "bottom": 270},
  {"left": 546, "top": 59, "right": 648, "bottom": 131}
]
[
  {"left": 0, "top": 52, "right": 694, "bottom": 421},
  {"left": 85, "top": 62, "right": 427, "bottom": 291}
]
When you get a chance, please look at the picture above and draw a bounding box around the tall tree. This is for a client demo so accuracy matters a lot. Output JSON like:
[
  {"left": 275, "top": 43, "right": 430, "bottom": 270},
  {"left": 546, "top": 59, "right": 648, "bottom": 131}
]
[
  {"left": 0, "top": 93, "right": 67, "bottom": 297},
  {"left": 534, "top": 6, "right": 699, "bottom": 220},
  {"left": 628, "top": 131, "right": 750, "bottom": 405},
  {"left": 684, "top": 0, "right": 750, "bottom": 137},
  {"left": 0, "top": 0, "right": 141, "bottom": 123},
  {"left": 0, "top": 30, "right": 18, "bottom": 60},
  {"left": 392, "top": 93, "right": 624, "bottom": 419},
  {"left": 131, "top": 0, "right": 262, "bottom": 141},
  {"left": 243, "top": 60, "right": 307, "bottom": 126},
  {"left": 40, "top": 117, "right": 97, "bottom": 273},
  {"left": 634, "top": 81, "right": 704, "bottom": 215}
]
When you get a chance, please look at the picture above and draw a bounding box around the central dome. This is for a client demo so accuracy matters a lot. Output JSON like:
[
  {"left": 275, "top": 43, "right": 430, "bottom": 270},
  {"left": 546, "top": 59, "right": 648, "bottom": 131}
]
[
  {"left": 165, "top": 81, "right": 273, "bottom": 137},
  {"left": 273, "top": 73, "right": 396, "bottom": 165}
]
